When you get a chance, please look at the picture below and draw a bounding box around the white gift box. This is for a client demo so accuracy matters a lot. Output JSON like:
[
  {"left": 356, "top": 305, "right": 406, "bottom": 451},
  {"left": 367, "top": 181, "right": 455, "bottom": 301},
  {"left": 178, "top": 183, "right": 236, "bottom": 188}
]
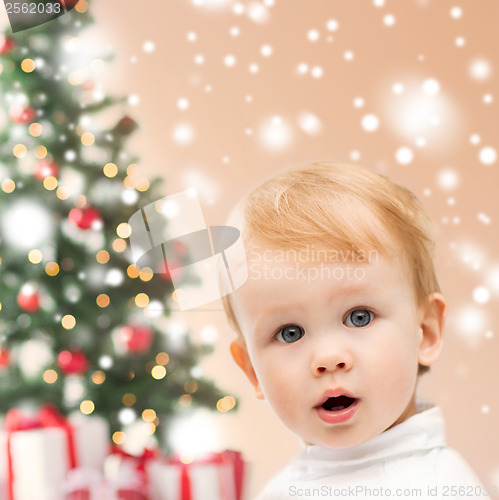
[
  {"left": 0, "top": 412, "right": 110, "bottom": 500},
  {"left": 146, "top": 454, "right": 242, "bottom": 500},
  {"left": 69, "top": 413, "right": 110, "bottom": 471},
  {"left": 10, "top": 428, "right": 69, "bottom": 500}
]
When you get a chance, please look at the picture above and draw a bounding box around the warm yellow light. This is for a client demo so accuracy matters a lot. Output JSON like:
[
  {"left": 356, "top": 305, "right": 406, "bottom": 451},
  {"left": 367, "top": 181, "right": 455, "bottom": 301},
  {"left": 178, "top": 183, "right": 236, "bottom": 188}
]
[
  {"left": 34, "top": 145, "right": 47, "bottom": 159},
  {"left": 21, "top": 58, "right": 35, "bottom": 73},
  {"left": 112, "top": 238, "right": 126, "bottom": 253},
  {"left": 45, "top": 261, "right": 60, "bottom": 276},
  {"left": 76, "top": 0, "right": 88, "bottom": 13},
  {"left": 178, "top": 394, "right": 192, "bottom": 407},
  {"left": 217, "top": 395, "right": 236, "bottom": 413},
  {"left": 172, "top": 289, "right": 185, "bottom": 304},
  {"left": 56, "top": 187, "right": 70, "bottom": 200},
  {"left": 156, "top": 352, "right": 170, "bottom": 366},
  {"left": 136, "top": 178, "right": 150, "bottom": 192},
  {"left": 112, "top": 431, "right": 125, "bottom": 445},
  {"left": 142, "top": 409, "right": 157, "bottom": 423},
  {"left": 80, "top": 400, "right": 95, "bottom": 415},
  {"left": 135, "top": 293, "right": 149, "bottom": 308},
  {"left": 43, "top": 176, "right": 58, "bottom": 191},
  {"left": 92, "top": 370, "right": 106, "bottom": 384},
  {"left": 122, "top": 393, "right": 136, "bottom": 406},
  {"left": 116, "top": 223, "right": 131, "bottom": 238},
  {"left": 2, "top": 179, "right": 15, "bottom": 193},
  {"left": 103, "top": 162, "right": 118, "bottom": 178},
  {"left": 61, "top": 314, "right": 76, "bottom": 330},
  {"left": 13, "top": 144, "right": 27, "bottom": 158},
  {"left": 127, "top": 163, "right": 139, "bottom": 176},
  {"left": 123, "top": 177, "right": 135, "bottom": 189},
  {"left": 28, "top": 249, "right": 43, "bottom": 264},
  {"left": 68, "top": 70, "right": 85, "bottom": 86},
  {"left": 96, "top": 250, "right": 110, "bottom": 264},
  {"left": 184, "top": 380, "right": 198, "bottom": 393},
  {"left": 179, "top": 454, "right": 194, "bottom": 465},
  {"left": 43, "top": 369, "right": 58, "bottom": 384},
  {"left": 29, "top": 123, "right": 43, "bottom": 137},
  {"left": 139, "top": 267, "right": 153, "bottom": 282},
  {"left": 127, "top": 265, "right": 140, "bottom": 278},
  {"left": 96, "top": 294, "right": 110, "bottom": 308},
  {"left": 151, "top": 365, "right": 166, "bottom": 380},
  {"left": 81, "top": 132, "right": 95, "bottom": 146}
]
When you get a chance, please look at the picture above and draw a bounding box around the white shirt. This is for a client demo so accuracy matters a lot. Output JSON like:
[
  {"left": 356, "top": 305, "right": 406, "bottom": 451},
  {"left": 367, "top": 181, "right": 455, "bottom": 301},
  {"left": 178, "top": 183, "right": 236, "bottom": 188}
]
[{"left": 254, "top": 401, "right": 485, "bottom": 500}]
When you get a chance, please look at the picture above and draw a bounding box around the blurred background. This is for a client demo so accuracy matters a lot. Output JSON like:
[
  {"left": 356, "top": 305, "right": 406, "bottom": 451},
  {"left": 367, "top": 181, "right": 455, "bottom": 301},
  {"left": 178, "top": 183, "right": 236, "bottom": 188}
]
[{"left": 2, "top": 0, "right": 499, "bottom": 497}]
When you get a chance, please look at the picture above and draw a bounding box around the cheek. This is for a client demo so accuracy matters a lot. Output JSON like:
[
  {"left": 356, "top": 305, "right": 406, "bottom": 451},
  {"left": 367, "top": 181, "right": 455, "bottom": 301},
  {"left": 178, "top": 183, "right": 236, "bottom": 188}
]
[
  {"left": 364, "top": 328, "right": 420, "bottom": 388},
  {"left": 255, "top": 357, "right": 300, "bottom": 411}
]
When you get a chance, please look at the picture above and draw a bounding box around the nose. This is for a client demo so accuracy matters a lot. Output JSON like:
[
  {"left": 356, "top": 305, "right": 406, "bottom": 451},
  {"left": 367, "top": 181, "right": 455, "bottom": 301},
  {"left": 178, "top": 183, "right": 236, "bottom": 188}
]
[{"left": 311, "top": 339, "right": 353, "bottom": 376}]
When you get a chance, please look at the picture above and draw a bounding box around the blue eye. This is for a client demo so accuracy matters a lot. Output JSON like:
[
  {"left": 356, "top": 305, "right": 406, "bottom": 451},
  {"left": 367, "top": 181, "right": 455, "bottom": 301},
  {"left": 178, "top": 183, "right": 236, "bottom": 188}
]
[
  {"left": 275, "top": 325, "right": 305, "bottom": 343},
  {"left": 345, "top": 309, "right": 373, "bottom": 328}
]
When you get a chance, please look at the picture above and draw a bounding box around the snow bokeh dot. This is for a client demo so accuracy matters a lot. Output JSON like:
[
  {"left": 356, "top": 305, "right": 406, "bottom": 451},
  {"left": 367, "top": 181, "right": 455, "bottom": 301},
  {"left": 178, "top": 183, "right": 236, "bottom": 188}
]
[
  {"left": 383, "top": 14, "right": 396, "bottom": 26},
  {"left": 392, "top": 83, "right": 404, "bottom": 95},
  {"left": 422, "top": 78, "right": 440, "bottom": 96},
  {"left": 143, "top": 41, "right": 155, "bottom": 53},
  {"left": 173, "top": 124, "right": 194, "bottom": 145},
  {"left": 437, "top": 168, "right": 459, "bottom": 190},
  {"left": 307, "top": 30, "right": 320, "bottom": 42},
  {"left": 395, "top": 147, "right": 414, "bottom": 165},
  {"left": 297, "top": 112, "right": 322, "bottom": 135},
  {"left": 479, "top": 147, "right": 497, "bottom": 165},
  {"left": 469, "top": 58, "right": 492, "bottom": 81},
  {"left": 473, "top": 286, "right": 491, "bottom": 305},
  {"left": 326, "top": 19, "right": 339, "bottom": 31},
  {"left": 259, "top": 116, "right": 294, "bottom": 151},
  {"left": 361, "top": 114, "right": 380, "bottom": 132}
]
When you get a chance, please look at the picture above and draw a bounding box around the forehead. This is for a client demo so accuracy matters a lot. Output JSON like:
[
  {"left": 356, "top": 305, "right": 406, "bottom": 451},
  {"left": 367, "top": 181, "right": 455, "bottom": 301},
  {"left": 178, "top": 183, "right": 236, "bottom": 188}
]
[{"left": 230, "top": 244, "right": 416, "bottom": 331}]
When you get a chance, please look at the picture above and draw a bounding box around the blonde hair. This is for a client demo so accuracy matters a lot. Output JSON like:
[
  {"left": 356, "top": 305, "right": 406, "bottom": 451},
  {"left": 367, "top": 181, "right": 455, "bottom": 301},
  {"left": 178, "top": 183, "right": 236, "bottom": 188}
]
[{"left": 223, "top": 161, "right": 441, "bottom": 372}]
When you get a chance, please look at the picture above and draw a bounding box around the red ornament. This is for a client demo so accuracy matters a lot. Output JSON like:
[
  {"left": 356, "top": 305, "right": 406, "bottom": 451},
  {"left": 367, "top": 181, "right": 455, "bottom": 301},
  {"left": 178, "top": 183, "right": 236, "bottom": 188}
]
[
  {"left": 0, "top": 36, "right": 15, "bottom": 55},
  {"left": 59, "top": 0, "right": 79, "bottom": 9},
  {"left": 17, "top": 284, "right": 41, "bottom": 313},
  {"left": 9, "top": 105, "right": 36, "bottom": 124},
  {"left": 57, "top": 350, "right": 89, "bottom": 375},
  {"left": 116, "top": 116, "right": 138, "bottom": 135},
  {"left": 157, "top": 259, "right": 183, "bottom": 283},
  {"left": 35, "top": 160, "right": 59, "bottom": 181},
  {"left": 0, "top": 348, "right": 10, "bottom": 368},
  {"left": 68, "top": 206, "right": 102, "bottom": 230},
  {"left": 81, "top": 80, "right": 95, "bottom": 91},
  {"left": 118, "top": 325, "right": 154, "bottom": 354}
]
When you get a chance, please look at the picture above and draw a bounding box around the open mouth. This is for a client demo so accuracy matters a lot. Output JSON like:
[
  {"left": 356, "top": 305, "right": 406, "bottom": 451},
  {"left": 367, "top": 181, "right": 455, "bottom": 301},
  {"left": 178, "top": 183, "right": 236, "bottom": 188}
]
[{"left": 321, "top": 395, "right": 356, "bottom": 412}]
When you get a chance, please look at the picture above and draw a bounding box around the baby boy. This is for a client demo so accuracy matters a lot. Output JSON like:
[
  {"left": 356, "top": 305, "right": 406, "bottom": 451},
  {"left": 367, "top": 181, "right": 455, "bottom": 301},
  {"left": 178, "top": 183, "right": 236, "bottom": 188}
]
[{"left": 223, "top": 162, "right": 484, "bottom": 499}]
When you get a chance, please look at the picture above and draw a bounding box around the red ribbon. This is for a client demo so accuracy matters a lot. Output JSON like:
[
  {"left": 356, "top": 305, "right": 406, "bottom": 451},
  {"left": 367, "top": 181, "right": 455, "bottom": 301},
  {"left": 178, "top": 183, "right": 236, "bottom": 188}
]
[
  {"left": 4, "top": 404, "right": 77, "bottom": 500},
  {"left": 166, "top": 450, "right": 245, "bottom": 500}
]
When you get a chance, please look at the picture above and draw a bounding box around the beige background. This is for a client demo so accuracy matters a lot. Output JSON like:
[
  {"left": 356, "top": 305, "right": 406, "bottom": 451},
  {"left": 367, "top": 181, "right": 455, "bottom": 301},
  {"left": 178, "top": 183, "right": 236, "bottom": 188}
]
[{"left": 3, "top": 0, "right": 499, "bottom": 497}]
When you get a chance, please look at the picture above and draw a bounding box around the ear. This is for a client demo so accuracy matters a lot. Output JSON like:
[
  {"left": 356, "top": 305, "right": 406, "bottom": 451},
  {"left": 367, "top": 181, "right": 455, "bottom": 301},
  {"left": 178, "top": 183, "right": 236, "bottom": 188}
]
[
  {"left": 418, "top": 293, "right": 447, "bottom": 367},
  {"left": 230, "top": 338, "right": 264, "bottom": 400}
]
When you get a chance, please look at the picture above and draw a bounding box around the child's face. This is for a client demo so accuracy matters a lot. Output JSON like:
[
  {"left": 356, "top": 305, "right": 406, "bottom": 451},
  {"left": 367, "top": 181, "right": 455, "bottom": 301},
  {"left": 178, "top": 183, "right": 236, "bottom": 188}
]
[{"left": 229, "top": 246, "right": 444, "bottom": 449}]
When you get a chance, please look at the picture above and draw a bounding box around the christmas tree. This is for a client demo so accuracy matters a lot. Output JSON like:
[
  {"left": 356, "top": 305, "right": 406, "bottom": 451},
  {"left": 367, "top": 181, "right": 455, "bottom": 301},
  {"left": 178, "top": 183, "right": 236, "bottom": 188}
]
[{"left": 0, "top": 1, "right": 235, "bottom": 452}]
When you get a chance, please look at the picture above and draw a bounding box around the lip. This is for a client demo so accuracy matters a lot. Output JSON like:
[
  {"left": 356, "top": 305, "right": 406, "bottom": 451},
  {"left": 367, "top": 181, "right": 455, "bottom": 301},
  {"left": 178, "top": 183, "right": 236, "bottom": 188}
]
[{"left": 315, "top": 388, "right": 360, "bottom": 425}]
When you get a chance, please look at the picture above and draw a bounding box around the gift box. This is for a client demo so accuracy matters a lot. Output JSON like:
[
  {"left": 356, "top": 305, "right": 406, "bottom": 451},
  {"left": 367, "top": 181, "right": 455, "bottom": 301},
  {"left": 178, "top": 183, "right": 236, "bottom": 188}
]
[
  {"left": 1, "top": 405, "right": 110, "bottom": 500},
  {"left": 146, "top": 450, "right": 247, "bottom": 500},
  {"left": 64, "top": 465, "right": 147, "bottom": 500}
]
